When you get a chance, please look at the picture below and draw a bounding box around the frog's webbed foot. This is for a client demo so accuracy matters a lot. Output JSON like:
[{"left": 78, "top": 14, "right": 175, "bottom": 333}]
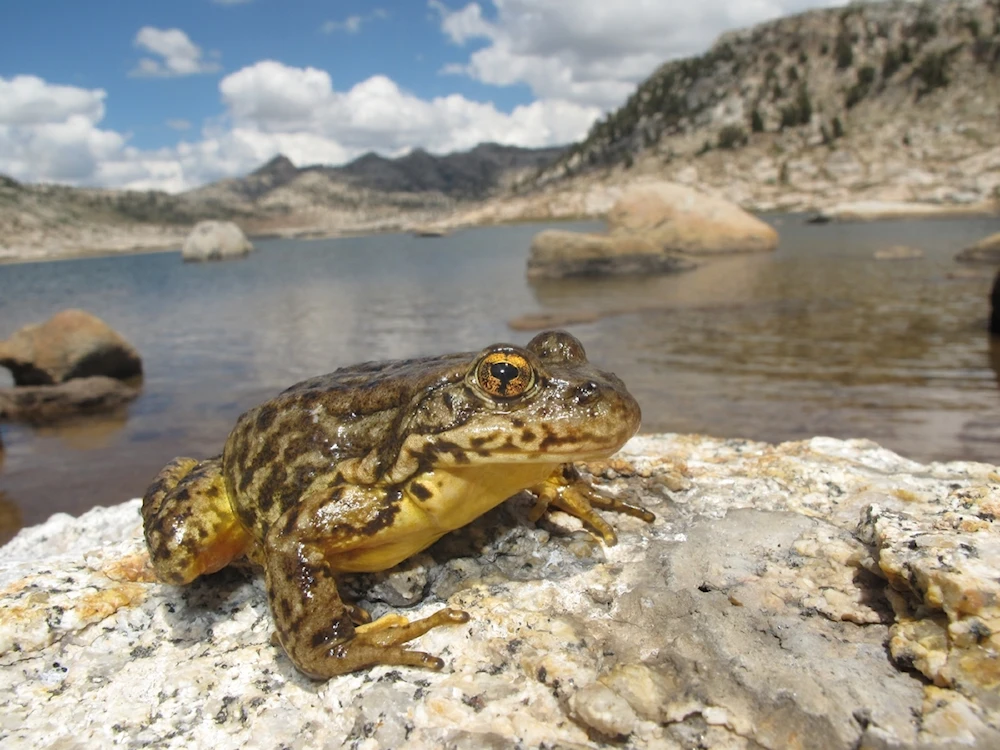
[
  {"left": 529, "top": 464, "right": 654, "bottom": 545},
  {"left": 265, "top": 521, "right": 469, "bottom": 678}
]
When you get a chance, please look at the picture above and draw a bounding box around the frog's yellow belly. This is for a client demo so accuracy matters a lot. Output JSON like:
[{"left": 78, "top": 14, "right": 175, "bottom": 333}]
[{"left": 325, "top": 462, "right": 560, "bottom": 573}]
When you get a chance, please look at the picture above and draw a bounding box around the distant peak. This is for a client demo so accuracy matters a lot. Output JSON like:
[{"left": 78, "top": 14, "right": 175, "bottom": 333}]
[{"left": 252, "top": 154, "right": 296, "bottom": 176}]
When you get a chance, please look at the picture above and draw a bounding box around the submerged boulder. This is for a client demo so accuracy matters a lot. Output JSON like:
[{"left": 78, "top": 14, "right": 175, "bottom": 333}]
[
  {"left": 606, "top": 182, "right": 779, "bottom": 255},
  {"left": 181, "top": 220, "right": 253, "bottom": 262},
  {"left": 874, "top": 245, "right": 924, "bottom": 261},
  {"left": 0, "top": 376, "right": 138, "bottom": 423},
  {"left": 527, "top": 230, "right": 694, "bottom": 279},
  {"left": 0, "top": 309, "right": 142, "bottom": 386},
  {"left": 955, "top": 231, "right": 1000, "bottom": 264},
  {"left": 1, "top": 435, "right": 998, "bottom": 748}
]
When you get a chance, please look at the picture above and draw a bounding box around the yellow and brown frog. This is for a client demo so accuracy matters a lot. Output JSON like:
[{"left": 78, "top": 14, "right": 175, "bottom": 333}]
[{"left": 142, "top": 330, "right": 652, "bottom": 679}]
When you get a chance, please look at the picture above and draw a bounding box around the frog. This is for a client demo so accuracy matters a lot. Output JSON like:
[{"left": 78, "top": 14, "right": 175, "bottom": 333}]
[{"left": 141, "top": 330, "right": 653, "bottom": 679}]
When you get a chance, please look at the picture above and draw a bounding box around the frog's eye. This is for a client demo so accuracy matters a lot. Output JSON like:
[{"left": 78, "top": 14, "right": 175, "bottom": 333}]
[{"left": 476, "top": 351, "right": 534, "bottom": 399}]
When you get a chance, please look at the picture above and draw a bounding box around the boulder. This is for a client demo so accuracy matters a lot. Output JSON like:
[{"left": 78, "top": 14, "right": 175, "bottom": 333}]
[
  {"left": 812, "top": 201, "right": 991, "bottom": 223},
  {"left": 873, "top": 245, "right": 924, "bottom": 261},
  {"left": 1, "top": 435, "right": 998, "bottom": 749},
  {"left": 181, "top": 220, "right": 253, "bottom": 262},
  {"left": 527, "top": 230, "right": 695, "bottom": 279},
  {"left": 0, "top": 376, "right": 139, "bottom": 424},
  {"left": 606, "top": 182, "right": 779, "bottom": 254},
  {"left": 0, "top": 309, "right": 142, "bottom": 386},
  {"left": 955, "top": 231, "right": 1000, "bottom": 264}
]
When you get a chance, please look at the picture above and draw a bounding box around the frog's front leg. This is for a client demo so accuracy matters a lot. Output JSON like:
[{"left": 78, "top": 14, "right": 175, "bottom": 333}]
[
  {"left": 263, "top": 485, "right": 469, "bottom": 679},
  {"left": 528, "top": 464, "right": 655, "bottom": 545}
]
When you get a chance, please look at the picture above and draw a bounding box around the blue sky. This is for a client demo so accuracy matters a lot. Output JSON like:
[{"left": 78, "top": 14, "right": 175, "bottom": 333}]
[{"left": 0, "top": 0, "right": 846, "bottom": 192}]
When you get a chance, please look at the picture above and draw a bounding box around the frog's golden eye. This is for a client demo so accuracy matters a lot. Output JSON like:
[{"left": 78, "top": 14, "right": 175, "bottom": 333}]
[{"left": 476, "top": 351, "right": 534, "bottom": 399}]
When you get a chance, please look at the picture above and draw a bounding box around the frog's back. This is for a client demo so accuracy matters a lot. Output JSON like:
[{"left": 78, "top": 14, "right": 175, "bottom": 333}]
[{"left": 222, "top": 353, "right": 470, "bottom": 539}]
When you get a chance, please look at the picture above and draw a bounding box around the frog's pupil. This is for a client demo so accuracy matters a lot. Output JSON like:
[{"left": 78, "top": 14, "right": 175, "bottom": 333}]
[{"left": 490, "top": 361, "right": 519, "bottom": 393}]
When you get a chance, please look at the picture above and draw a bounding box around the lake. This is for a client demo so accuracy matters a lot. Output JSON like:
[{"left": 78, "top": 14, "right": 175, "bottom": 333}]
[{"left": 1, "top": 215, "right": 999, "bottom": 540}]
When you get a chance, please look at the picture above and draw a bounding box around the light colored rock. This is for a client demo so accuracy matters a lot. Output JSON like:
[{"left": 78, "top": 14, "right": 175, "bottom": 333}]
[
  {"left": 873, "top": 245, "right": 924, "bottom": 261},
  {"left": 181, "top": 220, "right": 253, "bottom": 262},
  {"left": 606, "top": 182, "right": 779, "bottom": 254},
  {"left": 0, "top": 376, "right": 139, "bottom": 423},
  {"left": 0, "top": 309, "right": 142, "bottom": 386},
  {"left": 526, "top": 229, "right": 694, "bottom": 279},
  {"left": 2, "top": 434, "right": 999, "bottom": 749},
  {"left": 955, "top": 231, "right": 1000, "bottom": 264},
  {"left": 814, "top": 200, "right": 996, "bottom": 223}
]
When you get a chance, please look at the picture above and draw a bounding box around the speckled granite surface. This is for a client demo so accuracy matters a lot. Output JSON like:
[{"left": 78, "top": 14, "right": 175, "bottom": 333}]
[{"left": 1, "top": 434, "right": 997, "bottom": 749}]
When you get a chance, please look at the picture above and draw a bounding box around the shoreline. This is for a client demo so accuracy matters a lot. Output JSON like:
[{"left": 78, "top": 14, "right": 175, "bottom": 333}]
[{"left": 0, "top": 199, "right": 997, "bottom": 266}]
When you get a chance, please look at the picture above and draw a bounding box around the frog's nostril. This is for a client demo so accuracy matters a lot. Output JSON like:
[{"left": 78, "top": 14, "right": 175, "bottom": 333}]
[{"left": 574, "top": 381, "right": 601, "bottom": 405}]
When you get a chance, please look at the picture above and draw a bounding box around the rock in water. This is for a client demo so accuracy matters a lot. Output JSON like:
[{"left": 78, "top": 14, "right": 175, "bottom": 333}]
[
  {"left": 0, "top": 309, "right": 142, "bottom": 386},
  {"left": 606, "top": 181, "right": 778, "bottom": 254},
  {"left": 181, "top": 220, "right": 253, "bottom": 262},
  {"left": 956, "top": 231, "right": 1000, "bottom": 265},
  {"left": 873, "top": 245, "right": 924, "bottom": 261},
  {"left": 527, "top": 229, "right": 695, "bottom": 279},
  {"left": 1, "top": 435, "right": 998, "bottom": 748},
  {"left": 0, "top": 376, "right": 138, "bottom": 423}
]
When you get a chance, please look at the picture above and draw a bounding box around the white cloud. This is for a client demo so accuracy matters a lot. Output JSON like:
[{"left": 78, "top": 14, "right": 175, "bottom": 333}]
[
  {"left": 166, "top": 118, "right": 192, "bottom": 131},
  {"left": 219, "top": 60, "right": 598, "bottom": 156},
  {"left": 321, "top": 9, "right": 388, "bottom": 35},
  {"left": 431, "top": 0, "right": 850, "bottom": 109},
  {"left": 0, "top": 75, "right": 105, "bottom": 126},
  {"left": 2, "top": 1, "right": 853, "bottom": 192},
  {"left": 130, "top": 27, "right": 221, "bottom": 78},
  {"left": 0, "top": 65, "right": 595, "bottom": 192}
]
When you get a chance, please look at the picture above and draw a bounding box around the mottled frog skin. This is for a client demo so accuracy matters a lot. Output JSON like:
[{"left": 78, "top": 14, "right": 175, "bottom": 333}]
[{"left": 142, "top": 330, "right": 652, "bottom": 679}]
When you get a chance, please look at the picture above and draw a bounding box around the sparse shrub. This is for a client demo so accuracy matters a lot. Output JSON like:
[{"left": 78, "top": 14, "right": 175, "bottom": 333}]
[
  {"left": 779, "top": 161, "right": 790, "bottom": 185},
  {"left": 787, "top": 65, "right": 799, "bottom": 83},
  {"left": 882, "top": 47, "right": 903, "bottom": 78},
  {"left": 697, "top": 140, "right": 713, "bottom": 156},
  {"left": 846, "top": 65, "right": 876, "bottom": 108},
  {"left": 751, "top": 108, "right": 765, "bottom": 133},
  {"left": 623, "top": 152, "right": 634, "bottom": 169},
  {"left": 799, "top": 51, "right": 808, "bottom": 65},
  {"left": 780, "top": 84, "right": 813, "bottom": 129},
  {"left": 718, "top": 125, "right": 748, "bottom": 149},
  {"left": 832, "top": 117, "right": 845, "bottom": 139},
  {"left": 913, "top": 50, "right": 950, "bottom": 99},
  {"left": 836, "top": 31, "right": 854, "bottom": 69}
]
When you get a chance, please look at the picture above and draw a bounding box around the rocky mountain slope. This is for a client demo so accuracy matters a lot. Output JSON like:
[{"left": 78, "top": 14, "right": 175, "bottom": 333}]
[
  {"left": 0, "top": 144, "right": 563, "bottom": 261},
  {"left": 447, "top": 0, "right": 1000, "bottom": 226}
]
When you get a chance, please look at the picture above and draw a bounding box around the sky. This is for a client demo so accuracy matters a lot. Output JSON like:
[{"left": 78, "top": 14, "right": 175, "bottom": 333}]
[{"left": 0, "top": 0, "right": 849, "bottom": 193}]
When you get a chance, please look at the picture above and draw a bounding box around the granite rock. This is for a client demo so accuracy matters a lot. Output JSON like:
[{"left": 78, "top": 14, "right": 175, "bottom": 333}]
[
  {"left": 955, "top": 231, "right": 1000, "bottom": 265},
  {"left": 527, "top": 229, "right": 695, "bottom": 279},
  {"left": 1, "top": 435, "right": 998, "bottom": 749},
  {"left": 0, "top": 309, "right": 142, "bottom": 386},
  {"left": 181, "top": 220, "right": 253, "bottom": 262}
]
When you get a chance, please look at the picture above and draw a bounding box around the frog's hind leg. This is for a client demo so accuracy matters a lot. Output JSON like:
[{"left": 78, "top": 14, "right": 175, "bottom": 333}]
[
  {"left": 263, "top": 485, "right": 469, "bottom": 679},
  {"left": 142, "top": 456, "right": 251, "bottom": 585}
]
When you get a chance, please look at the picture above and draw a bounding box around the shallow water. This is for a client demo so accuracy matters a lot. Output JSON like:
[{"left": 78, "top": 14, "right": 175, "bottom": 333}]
[{"left": 1, "top": 215, "right": 999, "bottom": 538}]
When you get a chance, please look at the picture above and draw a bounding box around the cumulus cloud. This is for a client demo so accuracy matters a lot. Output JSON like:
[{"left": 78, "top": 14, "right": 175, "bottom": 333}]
[
  {"left": 431, "top": 0, "right": 849, "bottom": 108},
  {"left": 3, "top": 1, "right": 852, "bottom": 192},
  {"left": 219, "top": 60, "right": 598, "bottom": 156},
  {"left": 130, "top": 27, "right": 221, "bottom": 78},
  {"left": 0, "top": 75, "right": 105, "bottom": 126},
  {"left": 321, "top": 9, "right": 388, "bottom": 35},
  {"left": 166, "top": 118, "right": 192, "bottom": 131},
  {"left": 0, "top": 65, "right": 596, "bottom": 192}
]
